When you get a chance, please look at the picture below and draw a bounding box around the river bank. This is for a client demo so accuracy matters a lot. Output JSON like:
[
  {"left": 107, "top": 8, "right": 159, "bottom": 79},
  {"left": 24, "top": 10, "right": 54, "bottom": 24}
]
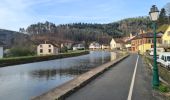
[{"left": 0, "top": 50, "right": 89, "bottom": 67}]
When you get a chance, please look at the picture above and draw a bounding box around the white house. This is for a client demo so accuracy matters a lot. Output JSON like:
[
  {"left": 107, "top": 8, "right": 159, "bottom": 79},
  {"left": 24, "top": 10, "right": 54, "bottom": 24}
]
[
  {"left": 0, "top": 42, "right": 3, "bottom": 58},
  {"left": 89, "top": 42, "right": 101, "bottom": 50},
  {"left": 101, "top": 44, "right": 110, "bottom": 50},
  {"left": 73, "top": 44, "right": 85, "bottom": 50},
  {"left": 110, "top": 38, "right": 124, "bottom": 50},
  {"left": 37, "top": 43, "right": 59, "bottom": 55}
]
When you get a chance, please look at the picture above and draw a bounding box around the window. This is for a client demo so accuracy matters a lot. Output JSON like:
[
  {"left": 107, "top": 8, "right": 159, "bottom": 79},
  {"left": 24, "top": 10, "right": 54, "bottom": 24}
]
[
  {"left": 49, "top": 45, "right": 51, "bottom": 47},
  {"left": 161, "top": 55, "right": 164, "bottom": 60},
  {"left": 164, "top": 56, "right": 167, "bottom": 62},
  {"left": 48, "top": 49, "right": 51, "bottom": 53},
  {"left": 167, "top": 31, "right": 170, "bottom": 36},
  {"left": 40, "top": 45, "right": 42, "bottom": 48},
  {"left": 151, "top": 39, "right": 154, "bottom": 43},
  {"left": 167, "top": 56, "right": 170, "bottom": 61},
  {"left": 148, "top": 39, "right": 151, "bottom": 43},
  {"left": 40, "top": 49, "right": 43, "bottom": 53}
]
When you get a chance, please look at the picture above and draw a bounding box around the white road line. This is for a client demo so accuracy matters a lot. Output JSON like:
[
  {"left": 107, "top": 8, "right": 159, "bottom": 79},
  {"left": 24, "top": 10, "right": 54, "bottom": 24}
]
[{"left": 127, "top": 55, "right": 139, "bottom": 100}]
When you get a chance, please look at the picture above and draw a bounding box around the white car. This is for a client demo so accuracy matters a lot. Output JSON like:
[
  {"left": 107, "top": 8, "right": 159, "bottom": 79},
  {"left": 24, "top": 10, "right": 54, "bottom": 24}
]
[
  {"left": 157, "top": 52, "right": 170, "bottom": 69},
  {"left": 149, "top": 48, "right": 165, "bottom": 56}
]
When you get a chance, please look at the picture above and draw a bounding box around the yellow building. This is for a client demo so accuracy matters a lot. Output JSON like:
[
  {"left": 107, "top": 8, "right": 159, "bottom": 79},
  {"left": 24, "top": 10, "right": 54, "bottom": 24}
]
[
  {"left": 162, "top": 25, "right": 170, "bottom": 46},
  {"left": 131, "top": 32, "right": 162, "bottom": 54}
]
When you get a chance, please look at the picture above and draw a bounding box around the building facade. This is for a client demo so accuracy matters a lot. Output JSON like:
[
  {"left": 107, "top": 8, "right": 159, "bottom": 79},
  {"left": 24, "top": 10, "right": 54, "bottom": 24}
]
[
  {"left": 131, "top": 32, "right": 162, "bottom": 54},
  {"left": 73, "top": 44, "right": 85, "bottom": 50},
  {"left": 89, "top": 42, "right": 101, "bottom": 50},
  {"left": 110, "top": 38, "right": 124, "bottom": 50},
  {"left": 37, "top": 43, "right": 59, "bottom": 55},
  {"left": 162, "top": 25, "right": 170, "bottom": 47}
]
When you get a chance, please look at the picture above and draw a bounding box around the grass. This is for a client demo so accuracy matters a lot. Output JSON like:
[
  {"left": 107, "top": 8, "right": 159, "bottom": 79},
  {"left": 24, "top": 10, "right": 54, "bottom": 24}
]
[
  {"left": 0, "top": 50, "right": 89, "bottom": 67},
  {"left": 158, "top": 83, "right": 170, "bottom": 93}
]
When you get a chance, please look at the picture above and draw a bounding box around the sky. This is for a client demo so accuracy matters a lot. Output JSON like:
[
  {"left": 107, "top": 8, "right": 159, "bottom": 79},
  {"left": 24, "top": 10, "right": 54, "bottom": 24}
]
[{"left": 0, "top": 0, "right": 169, "bottom": 31}]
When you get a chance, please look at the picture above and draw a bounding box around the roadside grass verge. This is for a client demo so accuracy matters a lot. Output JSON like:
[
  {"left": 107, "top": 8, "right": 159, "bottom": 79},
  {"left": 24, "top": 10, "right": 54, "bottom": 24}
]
[{"left": 143, "top": 56, "right": 170, "bottom": 99}]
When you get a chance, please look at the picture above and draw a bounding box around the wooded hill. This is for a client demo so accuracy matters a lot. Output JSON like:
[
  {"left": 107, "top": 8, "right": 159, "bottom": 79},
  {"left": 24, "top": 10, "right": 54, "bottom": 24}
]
[{"left": 20, "top": 16, "right": 151, "bottom": 44}]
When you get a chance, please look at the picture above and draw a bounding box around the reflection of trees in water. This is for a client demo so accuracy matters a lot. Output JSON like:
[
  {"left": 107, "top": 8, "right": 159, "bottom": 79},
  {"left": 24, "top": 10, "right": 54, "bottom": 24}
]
[
  {"left": 29, "top": 52, "right": 112, "bottom": 80},
  {"left": 30, "top": 68, "right": 88, "bottom": 80}
]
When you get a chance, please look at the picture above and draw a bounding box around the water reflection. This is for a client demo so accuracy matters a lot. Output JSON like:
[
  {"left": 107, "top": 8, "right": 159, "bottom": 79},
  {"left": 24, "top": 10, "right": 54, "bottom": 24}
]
[
  {"left": 0, "top": 51, "right": 117, "bottom": 100},
  {"left": 111, "top": 52, "right": 117, "bottom": 61}
]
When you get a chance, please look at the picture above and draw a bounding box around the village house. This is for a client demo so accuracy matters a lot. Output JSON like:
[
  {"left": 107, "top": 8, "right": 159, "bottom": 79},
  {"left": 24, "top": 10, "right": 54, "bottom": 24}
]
[
  {"left": 37, "top": 43, "right": 59, "bottom": 55},
  {"left": 89, "top": 42, "right": 101, "bottom": 50},
  {"left": 125, "top": 40, "right": 132, "bottom": 51},
  {"left": 0, "top": 41, "right": 4, "bottom": 58},
  {"left": 161, "top": 25, "right": 170, "bottom": 49},
  {"left": 101, "top": 44, "right": 110, "bottom": 50},
  {"left": 73, "top": 43, "right": 85, "bottom": 50},
  {"left": 131, "top": 32, "right": 162, "bottom": 54},
  {"left": 110, "top": 38, "right": 124, "bottom": 50},
  {"left": 60, "top": 41, "right": 74, "bottom": 50}
]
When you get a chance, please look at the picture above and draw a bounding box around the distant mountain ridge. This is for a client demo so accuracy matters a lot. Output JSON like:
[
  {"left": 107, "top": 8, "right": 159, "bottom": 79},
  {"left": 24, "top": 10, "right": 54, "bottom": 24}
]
[{"left": 0, "top": 29, "right": 31, "bottom": 48}]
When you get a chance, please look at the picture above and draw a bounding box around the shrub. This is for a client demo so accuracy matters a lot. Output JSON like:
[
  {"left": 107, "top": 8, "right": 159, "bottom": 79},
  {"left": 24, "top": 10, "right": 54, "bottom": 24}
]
[{"left": 8, "top": 46, "right": 36, "bottom": 57}]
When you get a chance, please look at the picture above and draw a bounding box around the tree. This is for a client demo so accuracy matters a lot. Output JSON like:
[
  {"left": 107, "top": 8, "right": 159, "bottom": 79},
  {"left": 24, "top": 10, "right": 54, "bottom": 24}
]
[
  {"left": 164, "top": 3, "right": 170, "bottom": 24},
  {"left": 158, "top": 8, "right": 168, "bottom": 26}
]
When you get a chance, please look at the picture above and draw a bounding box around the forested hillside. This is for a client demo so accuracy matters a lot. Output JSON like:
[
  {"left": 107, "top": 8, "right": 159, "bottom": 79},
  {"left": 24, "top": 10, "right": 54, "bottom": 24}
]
[{"left": 20, "top": 17, "right": 150, "bottom": 44}]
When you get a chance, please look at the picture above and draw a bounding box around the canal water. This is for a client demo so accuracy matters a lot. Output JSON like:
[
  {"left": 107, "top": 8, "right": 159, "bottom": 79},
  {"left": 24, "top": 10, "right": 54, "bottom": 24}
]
[{"left": 0, "top": 51, "right": 117, "bottom": 100}]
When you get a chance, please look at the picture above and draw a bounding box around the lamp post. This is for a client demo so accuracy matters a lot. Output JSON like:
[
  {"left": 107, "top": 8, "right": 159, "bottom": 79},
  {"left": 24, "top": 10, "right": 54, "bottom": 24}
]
[{"left": 149, "top": 5, "right": 160, "bottom": 88}]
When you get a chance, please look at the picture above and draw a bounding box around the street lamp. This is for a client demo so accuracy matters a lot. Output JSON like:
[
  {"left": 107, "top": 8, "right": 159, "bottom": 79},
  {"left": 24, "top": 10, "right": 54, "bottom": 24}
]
[{"left": 149, "top": 5, "right": 160, "bottom": 88}]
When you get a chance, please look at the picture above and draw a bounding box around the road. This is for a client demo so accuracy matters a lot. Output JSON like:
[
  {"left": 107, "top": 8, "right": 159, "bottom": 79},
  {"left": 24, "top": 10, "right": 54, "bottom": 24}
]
[{"left": 66, "top": 54, "right": 158, "bottom": 100}]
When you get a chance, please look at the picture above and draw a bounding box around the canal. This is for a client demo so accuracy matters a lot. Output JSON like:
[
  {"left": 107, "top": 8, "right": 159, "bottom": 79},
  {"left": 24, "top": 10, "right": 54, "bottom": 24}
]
[{"left": 0, "top": 51, "right": 117, "bottom": 100}]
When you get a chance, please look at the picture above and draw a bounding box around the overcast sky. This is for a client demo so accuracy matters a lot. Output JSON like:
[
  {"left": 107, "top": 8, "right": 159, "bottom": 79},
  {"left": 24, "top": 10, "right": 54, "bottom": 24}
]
[{"left": 0, "top": 0, "right": 169, "bottom": 31}]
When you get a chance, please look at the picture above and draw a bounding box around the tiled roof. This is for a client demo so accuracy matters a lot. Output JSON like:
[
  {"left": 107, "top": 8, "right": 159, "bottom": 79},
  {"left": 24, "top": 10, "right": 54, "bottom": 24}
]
[
  {"left": 114, "top": 39, "right": 124, "bottom": 43},
  {"left": 132, "top": 32, "right": 162, "bottom": 40}
]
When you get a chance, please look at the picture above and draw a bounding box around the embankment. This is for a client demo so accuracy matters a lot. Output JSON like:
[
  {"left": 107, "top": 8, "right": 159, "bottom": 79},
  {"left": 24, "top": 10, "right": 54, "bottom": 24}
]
[{"left": 0, "top": 50, "right": 89, "bottom": 67}]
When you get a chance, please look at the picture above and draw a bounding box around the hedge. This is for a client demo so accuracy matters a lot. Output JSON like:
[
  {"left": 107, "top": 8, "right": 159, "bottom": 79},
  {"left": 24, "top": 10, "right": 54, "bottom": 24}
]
[{"left": 0, "top": 50, "right": 89, "bottom": 67}]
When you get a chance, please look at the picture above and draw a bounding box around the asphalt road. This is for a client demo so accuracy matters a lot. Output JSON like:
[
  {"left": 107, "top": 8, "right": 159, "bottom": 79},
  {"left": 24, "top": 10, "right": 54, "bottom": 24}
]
[{"left": 66, "top": 54, "right": 158, "bottom": 100}]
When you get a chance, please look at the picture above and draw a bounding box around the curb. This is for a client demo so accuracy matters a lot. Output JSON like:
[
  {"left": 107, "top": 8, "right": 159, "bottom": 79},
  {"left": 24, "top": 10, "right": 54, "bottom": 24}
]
[{"left": 32, "top": 54, "right": 129, "bottom": 100}]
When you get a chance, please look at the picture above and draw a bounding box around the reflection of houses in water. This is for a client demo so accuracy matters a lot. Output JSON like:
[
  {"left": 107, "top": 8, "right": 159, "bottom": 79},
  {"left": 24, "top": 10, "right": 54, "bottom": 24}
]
[
  {"left": 29, "top": 68, "right": 87, "bottom": 80},
  {"left": 110, "top": 52, "right": 117, "bottom": 61}
]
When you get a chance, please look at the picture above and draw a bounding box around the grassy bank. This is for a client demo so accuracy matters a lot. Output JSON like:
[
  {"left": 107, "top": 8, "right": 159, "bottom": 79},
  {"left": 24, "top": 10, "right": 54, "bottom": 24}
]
[
  {"left": 0, "top": 50, "right": 89, "bottom": 67},
  {"left": 144, "top": 56, "right": 170, "bottom": 99}
]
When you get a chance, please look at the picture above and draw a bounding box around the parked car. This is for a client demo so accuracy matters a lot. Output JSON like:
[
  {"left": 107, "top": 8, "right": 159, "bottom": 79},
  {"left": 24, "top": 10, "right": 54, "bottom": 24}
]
[
  {"left": 157, "top": 52, "right": 170, "bottom": 69},
  {"left": 149, "top": 48, "right": 165, "bottom": 56}
]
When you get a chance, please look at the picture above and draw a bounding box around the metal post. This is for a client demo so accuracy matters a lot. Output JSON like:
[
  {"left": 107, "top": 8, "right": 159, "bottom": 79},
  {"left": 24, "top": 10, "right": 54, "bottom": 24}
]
[{"left": 152, "top": 22, "right": 159, "bottom": 88}]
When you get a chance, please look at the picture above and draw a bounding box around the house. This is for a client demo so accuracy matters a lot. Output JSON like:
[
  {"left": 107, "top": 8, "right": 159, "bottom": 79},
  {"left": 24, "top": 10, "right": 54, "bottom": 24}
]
[
  {"left": 0, "top": 41, "right": 4, "bottom": 58},
  {"left": 89, "top": 42, "right": 101, "bottom": 50},
  {"left": 123, "top": 32, "right": 138, "bottom": 42},
  {"left": 61, "top": 41, "right": 74, "bottom": 50},
  {"left": 37, "top": 43, "right": 59, "bottom": 55},
  {"left": 101, "top": 44, "right": 110, "bottom": 50},
  {"left": 73, "top": 43, "right": 85, "bottom": 50},
  {"left": 131, "top": 32, "right": 162, "bottom": 54},
  {"left": 125, "top": 40, "right": 132, "bottom": 51},
  {"left": 110, "top": 38, "right": 124, "bottom": 50},
  {"left": 161, "top": 25, "right": 170, "bottom": 49}
]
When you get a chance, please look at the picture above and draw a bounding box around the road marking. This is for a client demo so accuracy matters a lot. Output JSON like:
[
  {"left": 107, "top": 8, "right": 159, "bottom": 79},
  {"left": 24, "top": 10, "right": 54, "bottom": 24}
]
[{"left": 127, "top": 55, "right": 139, "bottom": 100}]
